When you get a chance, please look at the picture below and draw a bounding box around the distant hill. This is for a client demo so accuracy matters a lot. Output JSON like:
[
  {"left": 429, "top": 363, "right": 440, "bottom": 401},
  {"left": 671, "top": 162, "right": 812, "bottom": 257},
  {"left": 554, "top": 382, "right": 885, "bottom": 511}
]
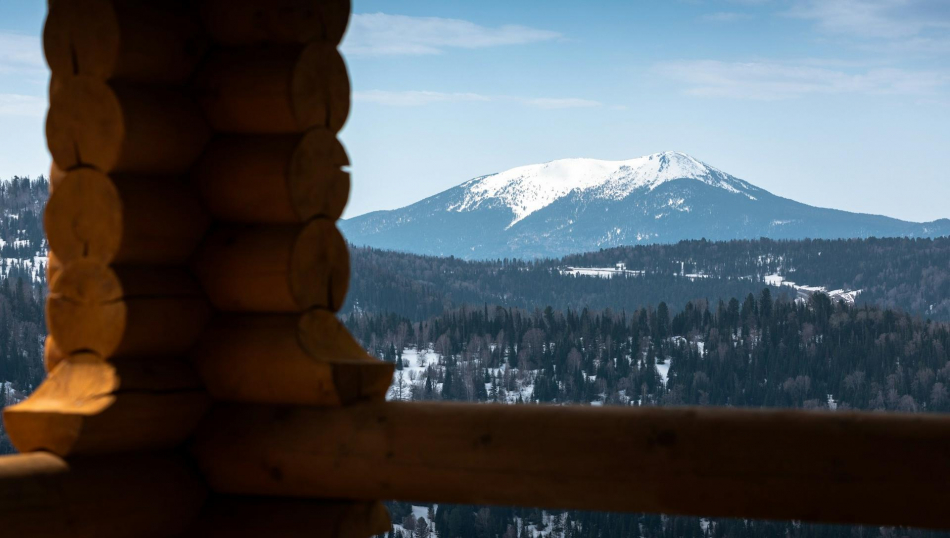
[
  {"left": 341, "top": 151, "right": 950, "bottom": 259},
  {"left": 343, "top": 236, "right": 950, "bottom": 322}
]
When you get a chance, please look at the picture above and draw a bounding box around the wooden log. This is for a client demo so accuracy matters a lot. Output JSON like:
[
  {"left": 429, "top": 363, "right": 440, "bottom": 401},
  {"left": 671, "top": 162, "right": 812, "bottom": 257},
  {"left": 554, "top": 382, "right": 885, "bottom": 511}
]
[
  {"left": 191, "top": 312, "right": 393, "bottom": 405},
  {"left": 194, "top": 43, "right": 349, "bottom": 134},
  {"left": 45, "top": 168, "right": 210, "bottom": 265},
  {"left": 191, "top": 220, "right": 349, "bottom": 312},
  {"left": 0, "top": 452, "right": 206, "bottom": 538},
  {"left": 47, "top": 76, "right": 210, "bottom": 174},
  {"left": 44, "top": 0, "right": 207, "bottom": 83},
  {"left": 4, "top": 354, "right": 209, "bottom": 456},
  {"left": 194, "top": 402, "right": 950, "bottom": 530},
  {"left": 201, "top": 0, "right": 351, "bottom": 46},
  {"left": 43, "top": 336, "right": 65, "bottom": 372},
  {"left": 47, "top": 261, "right": 210, "bottom": 357},
  {"left": 49, "top": 161, "right": 66, "bottom": 192},
  {"left": 184, "top": 496, "right": 389, "bottom": 538},
  {"left": 193, "top": 130, "right": 350, "bottom": 223},
  {"left": 47, "top": 250, "right": 62, "bottom": 285}
]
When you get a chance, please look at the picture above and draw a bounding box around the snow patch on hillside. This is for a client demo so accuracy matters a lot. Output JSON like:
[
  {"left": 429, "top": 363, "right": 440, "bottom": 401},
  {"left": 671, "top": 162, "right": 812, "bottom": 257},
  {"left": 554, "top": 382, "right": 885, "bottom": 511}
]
[
  {"left": 765, "top": 273, "right": 861, "bottom": 304},
  {"left": 448, "top": 151, "right": 757, "bottom": 227}
]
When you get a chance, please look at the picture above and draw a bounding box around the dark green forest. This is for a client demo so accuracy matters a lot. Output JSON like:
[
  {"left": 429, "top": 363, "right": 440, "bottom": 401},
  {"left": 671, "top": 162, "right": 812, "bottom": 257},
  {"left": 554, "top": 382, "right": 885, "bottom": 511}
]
[
  {"left": 345, "top": 237, "right": 950, "bottom": 322},
  {"left": 347, "top": 291, "right": 950, "bottom": 538},
  {"left": 0, "top": 176, "right": 49, "bottom": 454}
]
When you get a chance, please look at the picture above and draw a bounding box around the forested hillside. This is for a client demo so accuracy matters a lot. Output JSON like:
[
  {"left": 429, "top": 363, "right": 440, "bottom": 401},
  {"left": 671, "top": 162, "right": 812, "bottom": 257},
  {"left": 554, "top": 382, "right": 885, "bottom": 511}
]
[
  {"left": 0, "top": 176, "right": 49, "bottom": 454},
  {"left": 347, "top": 292, "right": 950, "bottom": 538},
  {"left": 345, "top": 237, "right": 950, "bottom": 322}
]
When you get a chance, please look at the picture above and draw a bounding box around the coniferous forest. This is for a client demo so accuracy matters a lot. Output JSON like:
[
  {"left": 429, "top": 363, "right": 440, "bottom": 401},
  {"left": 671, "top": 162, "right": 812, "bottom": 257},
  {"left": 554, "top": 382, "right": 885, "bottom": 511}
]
[
  {"left": 343, "top": 244, "right": 950, "bottom": 538},
  {"left": 0, "top": 176, "right": 49, "bottom": 454},
  {"left": 1, "top": 177, "right": 950, "bottom": 536},
  {"left": 345, "top": 238, "right": 950, "bottom": 322},
  {"left": 350, "top": 292, "right": 950, "bottom": 538}
]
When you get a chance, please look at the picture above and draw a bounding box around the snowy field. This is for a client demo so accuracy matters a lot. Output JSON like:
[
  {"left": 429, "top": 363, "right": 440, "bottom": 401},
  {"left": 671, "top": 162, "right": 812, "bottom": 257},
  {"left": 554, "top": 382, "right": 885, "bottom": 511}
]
[
  {"left": 386, "top": 336, "right": 703, "bottom": 406},
  {"left": 393, "top": 504, "right": 571, "bottom": 538},
  {"left": 559, "top": 266, "right": 644, "bottom": 279},
  {"left": 764, "top": 273, "right": 861, "bottom": 304}
]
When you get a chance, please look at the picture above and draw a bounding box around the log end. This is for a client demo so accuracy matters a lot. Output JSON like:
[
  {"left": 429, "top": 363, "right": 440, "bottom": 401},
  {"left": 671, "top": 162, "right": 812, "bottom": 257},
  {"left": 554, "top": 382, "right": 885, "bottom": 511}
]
[
  {"left": 293, "top": 44, "right": 350, "bottom": 133},
  {"left": 46, "top": 76, "right": 123, "bottom": 172},
  {"left": 46, "top": 259, "right": 125, "bottom": 357},
  {"left": 44, "top": 168, "right": 123, "bottom": 266},
  {"left": 290, "top": 129, "right": 350, "bottom": 221},
  {"left": 291, "top": 220, "right": 350, "bottom": 311}
]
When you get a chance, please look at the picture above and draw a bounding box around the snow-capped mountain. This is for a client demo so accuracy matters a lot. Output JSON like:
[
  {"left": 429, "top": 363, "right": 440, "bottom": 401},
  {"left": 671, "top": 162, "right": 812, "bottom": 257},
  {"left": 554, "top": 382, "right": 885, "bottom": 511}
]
[{"left": 340, "top": 151, "right": 950, "bottom": 259}]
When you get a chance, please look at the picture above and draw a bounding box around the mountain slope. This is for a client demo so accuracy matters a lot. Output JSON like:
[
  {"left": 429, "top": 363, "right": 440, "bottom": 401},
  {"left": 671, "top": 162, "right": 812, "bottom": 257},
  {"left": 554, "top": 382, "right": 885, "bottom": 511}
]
[{"left": 341, "top": 151, "right": 950, "bottom": 259}]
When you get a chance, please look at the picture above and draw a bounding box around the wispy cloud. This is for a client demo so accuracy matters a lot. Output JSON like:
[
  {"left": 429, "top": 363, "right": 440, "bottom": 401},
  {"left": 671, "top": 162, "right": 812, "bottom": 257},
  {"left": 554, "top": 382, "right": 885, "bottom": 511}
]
[
  {"left": 523, "top": 97, "right": 602, "bottom": 109},
  {"left": 784, "top": 0, "right": 950, "bottom": 53},
  {"left": 0, "top": 32, "right": 45, "bottom": 76},
  {"left": 0, "top": 94, "right": 46, "bottom": 117},
  {"left": 785, "top": 0, "right": 949, "bottom": 39},
  {"left": 701, "top": 12, "right": 754, "bottom": 22},
  {"left": 354, "top": 90, "right": 492, "bottom": 106},
  {"left": 354, "top": 90, "right": 603, "bottom": 109},
  {"left": 343, "top": 13, "right": 561, "bottom": 56},
  {"left": 657, "top": 60, "right": 949, "bottom": 100}
]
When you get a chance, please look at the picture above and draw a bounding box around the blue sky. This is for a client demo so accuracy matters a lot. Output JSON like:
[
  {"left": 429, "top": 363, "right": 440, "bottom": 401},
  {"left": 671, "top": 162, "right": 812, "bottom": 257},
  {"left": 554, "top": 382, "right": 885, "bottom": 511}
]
[{"left": 1, "top": 1, "right": 949, "bottom": 222}]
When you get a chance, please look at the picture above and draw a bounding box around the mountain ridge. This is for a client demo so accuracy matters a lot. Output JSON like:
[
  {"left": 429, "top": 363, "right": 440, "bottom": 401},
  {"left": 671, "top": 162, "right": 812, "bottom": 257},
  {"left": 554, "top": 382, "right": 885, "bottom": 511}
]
[{"left": 341, "top": 152, "right": 950, "bottom": 260}]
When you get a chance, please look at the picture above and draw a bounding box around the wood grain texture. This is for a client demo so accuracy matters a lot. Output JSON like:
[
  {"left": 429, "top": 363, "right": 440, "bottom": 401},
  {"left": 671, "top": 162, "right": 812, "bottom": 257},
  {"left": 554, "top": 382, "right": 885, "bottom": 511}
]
[
  {"left": 184, "top": 496, "right": 389, "bottom": 538},
  {"left": 201, "top": 0, "right": 351, "bottom": 45},
  {"left": 194, "top": 402, "right": 950, "bottom": 530},
  {"left": 49, "top": 162, "right": 65, "bottom": 192},
  {"left": 46, "top": 77, "right": 210, "bottom": 174},
  {"left": 43, "top": 336, "right": 65, "bottom": 372},
  {"left": 4, "top": 354, "right": 209, "bottom": 456},
  {"left": 191, "top": 312, "right": 392, "bottom": 405},
  {"left": 191, "top": 220, "right": 349, "bottom": 312},
  {"left": 46, "top": 261, "right": 210, "bottom": 357},
  {"left": 45, "top": 168, "right": 210, "bottom": 265},
  {"left": 194, "top": 43, "right": 349, "bottom": 134},
  {"left": 194, "top": 130, "right": 349, "bottom": 223},
  {"left": 0, "top": 452, "right": 206, "bottom": 538},
  {"left": 47, "top": 250, "right": 62, "bottom": 286},
  {"left": 44, "top": 0, "right": 207, "bottom": 83}
]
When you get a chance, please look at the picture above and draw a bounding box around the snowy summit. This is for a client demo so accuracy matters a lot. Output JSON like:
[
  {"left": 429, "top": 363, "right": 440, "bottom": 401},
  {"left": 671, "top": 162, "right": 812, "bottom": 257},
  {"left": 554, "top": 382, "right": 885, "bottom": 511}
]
[
  {"left": 341, "top": 151, "right": 950, "bottom": 260},
  {"left": 449, "top": 151, "right": 757, "bottom": 227}
]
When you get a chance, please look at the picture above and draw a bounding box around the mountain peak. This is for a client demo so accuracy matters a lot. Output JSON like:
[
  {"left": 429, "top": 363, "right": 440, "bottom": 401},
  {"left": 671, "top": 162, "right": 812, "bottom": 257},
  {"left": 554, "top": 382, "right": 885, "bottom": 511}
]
[
  {"left": 448, "top": 151, "right": 747, "bottom": 227},
  {"left": 341, "top": 152, "right": 950, "bottom": 260}
]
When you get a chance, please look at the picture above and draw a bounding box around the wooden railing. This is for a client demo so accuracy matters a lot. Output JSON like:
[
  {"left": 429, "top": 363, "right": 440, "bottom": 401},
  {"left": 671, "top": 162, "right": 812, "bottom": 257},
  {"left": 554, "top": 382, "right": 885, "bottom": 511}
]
[{"left": 1, "top": 1, "right": 947, "bottom": 536}]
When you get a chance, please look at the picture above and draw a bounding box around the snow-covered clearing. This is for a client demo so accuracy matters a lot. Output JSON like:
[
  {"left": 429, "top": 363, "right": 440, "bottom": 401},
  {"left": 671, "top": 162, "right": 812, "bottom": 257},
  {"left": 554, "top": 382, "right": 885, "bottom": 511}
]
[{"left": 764, "top": 273, "right": 861, "bottom": 304}]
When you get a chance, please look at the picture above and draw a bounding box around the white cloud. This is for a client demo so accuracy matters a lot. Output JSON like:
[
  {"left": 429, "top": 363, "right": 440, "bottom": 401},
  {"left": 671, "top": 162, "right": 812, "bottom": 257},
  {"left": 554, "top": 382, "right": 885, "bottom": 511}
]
[
  {"left": 0, "top": 94, "right": 46, "bottom": 117},
  {"left": 702, "top": 12, "right": 754, "bottom": 22},
  {"left": 343, "top": 13, "right": 561, "bottom": 56},
  {"left": 0, "top": 32, "right": 45, "bottom": 76},
  {"left": 657, "top": 60, "right": 949, "bottom": 100},
  {"left": 523, "top": 97, "right": 602, "bottom": 109},
  {"left": 354, "top": 90, "right": 603, "bottom": 109},
  {"left": 784, "top": 0, "right": 950, "bottom": 53},
  {"left": 354, "top": 90, "right": 491, "bottom": 106}
]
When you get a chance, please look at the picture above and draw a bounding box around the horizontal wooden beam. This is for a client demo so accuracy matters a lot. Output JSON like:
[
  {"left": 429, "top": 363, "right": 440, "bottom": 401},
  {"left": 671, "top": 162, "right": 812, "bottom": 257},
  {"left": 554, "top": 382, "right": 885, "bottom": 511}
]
[
  {"left": 47, "top": 262, "right": 210, "bottom": 358},
  {"left": 191, "top": 313, "right": 393, "bottom": 405},
  {"left": 193, "top": 402, "right": 950, "bottom": 530},
  {"left": 182, "top": 496, "right": 389, "bottom": 538},
  {"left": 0, "top": 452, "right": 206, "bottom": 538},
  {"left": 4, "top": 354, "right": 209, "bottom": 456}
]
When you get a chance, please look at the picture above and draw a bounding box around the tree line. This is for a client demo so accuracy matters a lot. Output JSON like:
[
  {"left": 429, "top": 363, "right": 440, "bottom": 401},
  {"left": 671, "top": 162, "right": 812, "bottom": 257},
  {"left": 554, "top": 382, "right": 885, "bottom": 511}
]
[
  {"left": 350, "top": 292, "right": 950, "bottom": 538},
  {"left": 344, "top": 236, "right": 950, "bottom": 322}
]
